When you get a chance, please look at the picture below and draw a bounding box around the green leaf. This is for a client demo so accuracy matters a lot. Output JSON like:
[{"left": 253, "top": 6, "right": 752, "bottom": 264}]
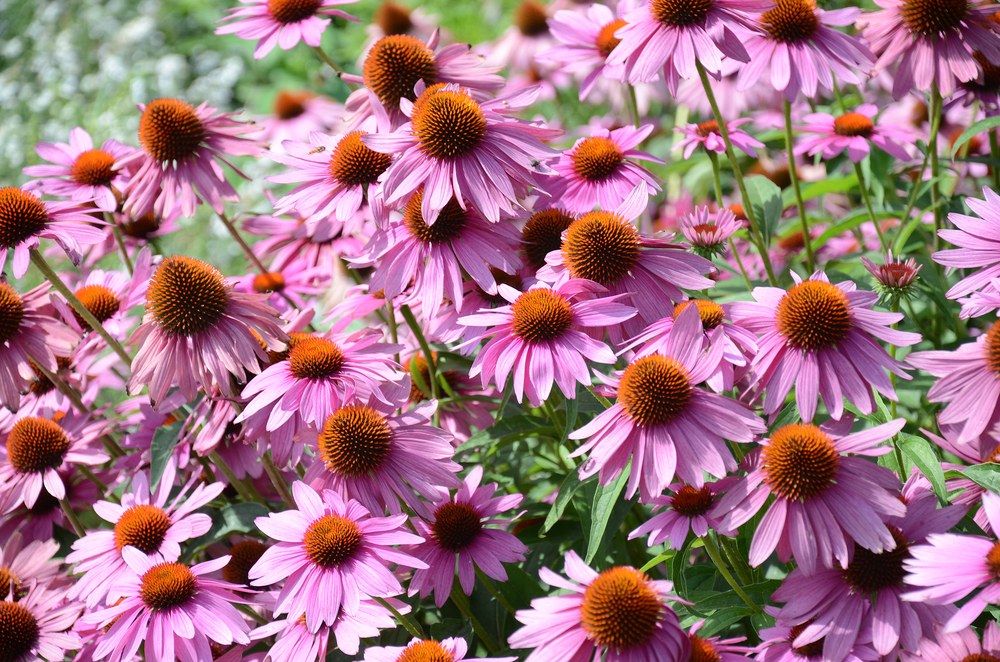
[
  {"left": 744, "top": 176, "right": 784, "bottom": 246},
  {"left": 543, "top": 469, "right": 585, "bottom": 533},
  {"left": 458, "top": 415, "right": 552, "bottom": 452},
  {"left": 961, "top": 463, "right": 1000, "bottom": 492},
  {"left": 781, "top": 173, "right": 858, "bottom": 208},
  {"left": 898, "top": 433, "right": 947, "bottom": 500},
  {"left": 150, "top": 423, "right": 182, "bottom": 489},
  {"left": 181, "top": 502, "right": 271, "bottom": 562},
  {"left": 585, "top": 469, "right": 631, "bottom": 563},
  {"left": 951, "top": 115, "right": 1000, "bottom": 158}
]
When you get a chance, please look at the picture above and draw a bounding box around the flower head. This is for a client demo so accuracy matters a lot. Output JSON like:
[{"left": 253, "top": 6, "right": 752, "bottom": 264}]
[
  {"left": 680, "top": 206, "right": 742, "bottom": 257},
  {"left": 713, "top": 418, "right": 907, "bottom": 574},
  {"left": 216, "top": 0, "right": 359, "bottom": 59},
  {"left": 795, "top": 104, "right": 914, "bottom": 163},
  {"left": 249, "top": 481, "right": 425, "bottom": 630},
  {"left": 0, "top": 584, "right": 82, "bottom": 662},
  {"left": 508, "top": 551, "right": 689, "bottom": 661},
  {"left": 862, "top": 251, "right": 922, "bottom": 304},
  {"left": 116, "top": 99, "right": 260, "bottom": 219},
  {"left": 539, "top": 3, "right": 629, "bottom": 100},
  {"left": 677, "top": 118, "right": 763, "bottom": 159},
  {"left": 629, "top": 479, "right": 735, "bottom": 550},
  {"left": 365, "top": 637, "right": 516, "bottom": 662},
  {"left": 408, "top": 466, "right": 526, "bottom": 607}
]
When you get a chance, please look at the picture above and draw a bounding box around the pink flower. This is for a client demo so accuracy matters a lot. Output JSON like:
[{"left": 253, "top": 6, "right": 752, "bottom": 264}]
[
  {"left": 538, "top": 187, "right": 716, "bottom": 340},
  {"left": 66, "top": 460, "right": 223, "bottom": 608},
  {"left": 0, "top": 531, "right": 64, "bottom": 597},
  {"left": 116, "top": 99, "right": 260, "bottom": 219},
  {"left": 352, "top": 190, "right": 522, "bottom": 319},
  {"left": 242, "top": 211, "right": 366, "bottom": 273},
  {"left": 249, "top": 481, "right": 425, "bottom": 630},
  {"left": 365, "top": 637, "right": 516, "bottom": 662},
  {"left": 0, "top": 410, "right": 108, "bottom": 512},
  {"left": 923, "top": 425, "right": 1000, "bottom": 534},
  {"left": 756, "top": 621, "right": 880, "bottom": 661},
  {"left": 269, "top": 119, "right": 392, "bottom": 227},
  {"left": 0, "top": 469, "right": 98, "bottom": 545},
  {"left": 259, "top": 90, "right": 343, "bottom": 145},
  {"left": 539, "top": 3, "right": 629, "bottom": 99},
  {"left": 629, "top": 479, "right": 736, "bottom": 550},
  {"left": 303, "top": 400, "right": 460, "bottom": 515},
  {"left": 907, "top": 319, "right": 1000, "bottom": 442},
  {"left": 0, "top": 187, "right": 106, "bottom": 278},
  {"left": 404, "top": 352, "right": 496, "bottom": 444},
  {"left": 794, "top": 104, "right": 914, "bottom": 163},
  {"left": 607, "top": 0, "right": 766, "bottom": 92},
  {"left": 128, "top": 256, "right": 286, "bottom": 403},
  {"left": 730, "top": 271, "right": 920, "bottom": 423},
  {"left": 460, "top": 279, "right": 636, "bottom": 406},
  {"left": 686, "top": 620, "right": 754, "bottom": 661},
  {"left": 81, "top": 548, "right": 251, "bottom": 661},
  {"left": 0, "top": 583, "right": 82, "bottom": 661},
  {"left": 676, "top": 118, "right": 763, "bottom": 159},
  {"left": 901, "top": 621, "right": 1000, "bottom": 662},
  {"left": 233, "top": 258, "right": 330, "bottom": 316},
  {"left": 569, "top": 304, "right": 765, "bottom": 502},
  {"left": 934, "top": 186, "right": 1000, "bottom": 301},
  {"left": 508, "top": 550, "right": 689, "bottom": 661},
  {"left": 769, "top": 474, "right": 963, "bottom": 659},
  {"left": 0, "top": 282, "right": 78, "bottom": 412},
  {"left": 362, "top": 83, "right": 560, "bottom": 224},
  {"left": 862, "top": 0, "right": 1000, "bottom": 99},
  {"left": 713, "top": 418, "right": 907, "bottom": 574},
  {"left": 344, "top": 31, "right": 504, "bottom": 126},
  {"left": 679, "top": 206, "right": 742, "bottom": 256},
  {"left": 548, "top": 124, "right": 662, "bottom": 213},
  {"left": 250, "top": 597, "right": 404, "bottom": 658},
  {"left": 737, "top": 1, "right": 873, "bottom": 100},
  {"left": 408, "top": 466, "right": 526, "bottom": 607},
  {"left": 216, "top": 0, "right": 358, "bottom": 59},
  {"left": 903, "top": 491, "right": 1000, "bottom": 632},
  {"left": 625, "top": 298, "right": 758, "bottom": 393},
  {"left": 23, "top": 128, "right": 134, "bottom": 212}
]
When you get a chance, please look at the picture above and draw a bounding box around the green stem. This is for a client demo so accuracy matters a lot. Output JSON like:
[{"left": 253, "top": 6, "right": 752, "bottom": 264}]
[
  {"left": 783, "top": 99, "right": 815, "bottom": 272},
  {"left": 109, "top": 217, "right": 134, "bottom": 275},
  {"left": 701, "top": 534, "right": 762, "bottom": 614},
  {"left": 262, "top": 453, "right": 294, "bottom": 508},
  {"left": 450, "top": 584, "right": 500, "bottom": 654},
  {"left": 696, "top": 62, "right": 778, "bottom": 285},
  {"left": 719, "top": 536, "right": 754, "bottom": 586},
  {"left": 888, "top": 300, "right": 907, "bottom": 480},
  {"left": 29, "top": 249, "right": 132, "bottom": 366},
  {"left": 236, "top": 604, "right": 268, "bottom": 626},
  {"left": 928, "top": 84, "right": 944, "bottom": 251},
  {"left": 384, "top": 299, "right": 401, "bottom": 365},
  {"left": 626, "top": 84, "right": 641, "bottom": 128},
  {"left": 853, "top": 161, "right": 890, "bottom": 253},
  {"left": 78, "top": 465, "right": 109, "bottom": 492},
  {"left": 475, "top": 566, "right": 517, "bottom": 616},
  {"left": 209, "top": 451, "right": 265, "bottom": 505},
  {"left": 311, "top": 45, "right": 347, "bottom": 77},
  {"left": 893, "top": 147, "right": 932, "bottom": 253},
  {"left": 60, "top": 499, "right": 86, "bottom": 536},
  {"left": 400, "top": 304, "right": 439, "bottom": 402},
  {"left": 374, "top": 596, "right": 425, "bottom": 639},
  {"left": 990, "top": 130, "right": 1000, "bottom": 191},
  {"left": 216, "top": 211, "right": 268, "bottom": 273}
]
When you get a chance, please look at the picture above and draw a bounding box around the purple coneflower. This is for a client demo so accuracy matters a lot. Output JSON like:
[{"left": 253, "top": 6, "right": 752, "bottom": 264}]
[
  {"left": 234, "top": 258, "right": 330, "bottom": 315},
  {"left": 23, "top": 128, "right": 134, "bottom": 212},
  {"left": 901, "top": 621, "right": 1000, "bottom": 661},
  {"left": 770, "top": 474, "right": 963, "bottom": 659},
  {"left": 713, "top": 418, "right": 907, "bottom": 574},
  {"left": 737, "top": 0, "right": 874, "bottom": 100},
  {"left": 0, "top": 410, "right": 108, "bottom": 511},
  {"left": 607, "top": 0, "right": 766, "bottom": 92},
  {"left": 238, "top": 328, "right": 402, "bottom": 437},
  {"left": 629, "top": 479, "right": 735, "bottom": 550},
  {"left": 569, "top": 304, "right": 765, "bottom": 502},
  {"left": 353, "top": 190, "right": 522, "bottom": 318},
  {"left": 460, "top": 280, "right": 635, "bottom": 406},
  {"left": 934, "top": 186, "right": 1000, "bottom": 301},
  {"left": 903, "top": 491, "right": 1000, "bottom": 632},
  {"left": 82, "top": 548, "right": 251, "bottom": 661},
  {"left": 861, "top": 251, "right": 922, "bottom": 303},
  {"left": 756, "top": 621, "right": 880, "bottom": 661},
  {"left": 680, "top": 206, "right": 742, "bottom": 257},
  {"left": 862, "top": 0, "right": 1000, "bottom": 99},
  {"left": 54, "top": 247, "right": 153, "bottom": 340},
  {"left": 0, "top": 186, "right": 106, "bottom": 278},
  {"left": 365, "top": 637, "right": 516, "bottom": 662},
  {"left": 116, "top": 99, "right": 260, "bottom": 219},
  {"left": 508, "top": 550, "right": 690, "bottom": 661},
  {"left": 676, "top": 118, "right": 763, "bottom": 159},
  {"left": 548, "top": 124, "right": 661, "bottom": 213},
  {"left": 66, "top": 460, "right": 223, "bottom": 608},
  {"left": 362, "top": 83, "right": 560, "bottom": 224},
  {"left": 303, "top": 400, "right": 460, "bottom": 515},
  {"left": 538, "top": 187, "right": 715, "bottom": 339},
  {"left": 259, "top": 90, "right": 343, "bottom": 145},
  {"left": 216, "top": 0, "right": 358, "bottom": 59},
  {"left": 0, "top": 532, "right": 63, "bottom": 597},
  {"left": 249, "top": 481, "right": 425, "bottom": 630},
  {"left": 408, "top": 466, "right": 526, "bottom": 607},
  {"left": 0, "top": 282, "right": 78, "bottom": 411},
  {"left": 128, "top": 255, "right": 286, "bottom": 403},
  {"left": 686, "top": 620, "right": 754, "bottom": 661},
  {"left": 730, "top": 271, "right": 920, "bottom": 423},
  {"left": 0, "top": 584, "right": 82, "bottom": 662},
  {"left": 540, "top": 3, "right": 629, "bottom": 100},
  {"left": 794, "top": 104, "right": 914, "bottom": 162}
]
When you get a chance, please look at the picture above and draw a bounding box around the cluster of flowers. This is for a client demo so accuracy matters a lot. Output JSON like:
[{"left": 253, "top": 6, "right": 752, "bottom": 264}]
[{"left": 5, "top": 0, "right": 1000, "bottom": 660}]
